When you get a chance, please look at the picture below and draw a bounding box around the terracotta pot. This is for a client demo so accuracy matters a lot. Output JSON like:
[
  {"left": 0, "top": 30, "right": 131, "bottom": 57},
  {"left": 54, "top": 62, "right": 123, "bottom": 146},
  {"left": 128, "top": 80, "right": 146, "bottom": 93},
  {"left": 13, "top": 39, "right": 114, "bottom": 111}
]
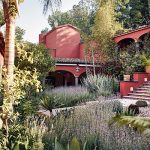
[
  {"left": 123, "top": 75, "right": 130, "bottom": 81},
  {"left": 145, "top": 65, "right": 150, "bottom": 74}
]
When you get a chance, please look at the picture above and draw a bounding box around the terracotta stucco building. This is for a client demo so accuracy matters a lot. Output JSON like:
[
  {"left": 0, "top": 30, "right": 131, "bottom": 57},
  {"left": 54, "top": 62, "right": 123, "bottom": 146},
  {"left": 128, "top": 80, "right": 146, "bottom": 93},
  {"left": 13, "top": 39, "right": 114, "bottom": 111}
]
[
  {"left": 39, "top": 24, "right": 100, "bottom": 86},
  {"left": 114, "top": 25, "right": 150, "bottom": 51},
  {"left": 39, "top": 24, "right": 150, "bottom": 87}
]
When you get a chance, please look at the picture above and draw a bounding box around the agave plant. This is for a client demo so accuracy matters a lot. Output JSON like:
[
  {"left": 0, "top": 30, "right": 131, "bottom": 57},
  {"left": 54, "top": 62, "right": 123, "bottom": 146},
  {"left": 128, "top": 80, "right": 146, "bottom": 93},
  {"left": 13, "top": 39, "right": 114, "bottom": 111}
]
[
  {"left": 83, "top": 74, "right": 119, "bottom": 96},
  {"left": 40, "top": 94, "right": 62, "bottom": 113},
  {"left": 55, "top": 137, "right": 83, "bottom": 150}
]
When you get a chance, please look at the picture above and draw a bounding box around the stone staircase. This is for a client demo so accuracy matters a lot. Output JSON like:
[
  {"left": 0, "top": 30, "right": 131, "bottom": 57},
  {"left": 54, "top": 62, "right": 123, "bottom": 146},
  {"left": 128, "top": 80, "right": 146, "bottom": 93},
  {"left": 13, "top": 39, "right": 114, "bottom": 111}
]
[{"left": 123, "top": 82, "right": 150, "bottom": 101}]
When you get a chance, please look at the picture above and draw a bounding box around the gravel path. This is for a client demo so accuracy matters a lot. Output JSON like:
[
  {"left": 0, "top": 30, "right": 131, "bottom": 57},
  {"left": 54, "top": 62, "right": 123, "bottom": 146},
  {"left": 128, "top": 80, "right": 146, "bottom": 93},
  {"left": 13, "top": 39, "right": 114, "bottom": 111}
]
[{"left": 118, "top": 98, "right": 150, "bottom": 118}]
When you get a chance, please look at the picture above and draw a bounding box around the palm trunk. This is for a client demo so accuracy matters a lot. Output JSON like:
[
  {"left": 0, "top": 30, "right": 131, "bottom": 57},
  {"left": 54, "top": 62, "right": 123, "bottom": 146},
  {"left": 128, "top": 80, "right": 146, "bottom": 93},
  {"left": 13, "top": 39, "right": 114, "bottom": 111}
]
[
  {"left": 2, "top": 1, "right": 17, "bottom": 140},
  {"left": 1, "top": 16, "right": 16, "bottom": 140},
  {"left": 4, "top": 16, "right": 16, "bottom": 85}
]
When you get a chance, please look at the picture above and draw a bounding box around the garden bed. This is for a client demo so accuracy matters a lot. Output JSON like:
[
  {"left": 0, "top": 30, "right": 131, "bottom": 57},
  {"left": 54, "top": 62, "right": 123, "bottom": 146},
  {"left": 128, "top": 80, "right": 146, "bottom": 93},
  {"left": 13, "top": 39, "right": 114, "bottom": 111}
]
[{"left": 42, "top": 99, "right": 150, "bottom": 150}]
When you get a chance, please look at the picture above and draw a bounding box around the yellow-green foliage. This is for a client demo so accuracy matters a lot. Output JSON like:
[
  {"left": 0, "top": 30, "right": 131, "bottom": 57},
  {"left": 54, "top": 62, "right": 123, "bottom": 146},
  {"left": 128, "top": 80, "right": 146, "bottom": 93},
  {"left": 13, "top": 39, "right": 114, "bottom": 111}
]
[
  {"left": 15, "top": 42, "right": 55, "bottom": 80},
  {"left": 0, "top": 117, "right": 46, "bottom": 150},
  {"left": 92, "top": 0, "right": 123, "bottom": 60},
  {"left": 110, "top": 115, "right": 150, "bottom": 135},
  {"left": 0, "top": 66, "right": 43, "bottom": 149},
  {"left": 140, "top": 54, "right": 150, "bottom": 66},
  {"left": 0, "top": 9, "right": 4, "bottom": 27},
  {"left": 0, "top": 67, "right": 42, "bottom": 119},
  {"left": 55, "top": 137, "right": 81, "bottom": 150}
]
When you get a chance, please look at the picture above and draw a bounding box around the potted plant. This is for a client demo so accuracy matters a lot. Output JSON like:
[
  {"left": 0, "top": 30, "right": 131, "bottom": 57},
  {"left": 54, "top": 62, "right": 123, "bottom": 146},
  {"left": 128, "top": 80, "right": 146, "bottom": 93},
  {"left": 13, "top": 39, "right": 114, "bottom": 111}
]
[
  {"left": 123, "top": 66, "right": 133, "bottom": 81},
  {"left": 141, "top": 55, "right": 150, "bottom": 73}
]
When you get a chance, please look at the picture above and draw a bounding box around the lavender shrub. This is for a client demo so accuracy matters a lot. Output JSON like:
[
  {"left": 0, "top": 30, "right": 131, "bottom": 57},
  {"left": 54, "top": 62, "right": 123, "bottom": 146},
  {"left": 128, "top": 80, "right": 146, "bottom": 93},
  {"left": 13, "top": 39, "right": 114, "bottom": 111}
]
[
  {"left": 45, "top": 86, "right": 95, "bottom": 107},
  {"left": 43, "top": 99, "right": 150, "bottom": 150}
]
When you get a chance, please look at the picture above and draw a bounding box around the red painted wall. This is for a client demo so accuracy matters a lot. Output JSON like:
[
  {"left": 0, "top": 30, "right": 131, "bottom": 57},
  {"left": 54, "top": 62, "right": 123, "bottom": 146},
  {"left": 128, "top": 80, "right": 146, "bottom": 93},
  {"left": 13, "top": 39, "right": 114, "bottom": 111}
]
[
  {"left": 43, "top": 25, "right": 80, "bottom": 59},
  {"left": 133, "top": 72, "right": 150, "bottom": 84},
  {"left": 79, "top": 43, "right": 85, "bottom": 60},
  {"left": 39, "top": 34, "right": 46, "bottom": 44},
  {"left": 114, "top": 26, "right": 150, "bottom": 43},
  {"left": 56, "top": 65, "right": 86, "bottom": 77},
  {"left": 40, "top": 25, "right": 150, "bottom": 59},
  {"left": 120, "top": 72, "right": 150, "bottom": 97},
  {"left": 120, "top": 81, "right": 140, "bottom": 97},
  {"left": 39, "top": 25, "right": 103, "bottom": 62}
]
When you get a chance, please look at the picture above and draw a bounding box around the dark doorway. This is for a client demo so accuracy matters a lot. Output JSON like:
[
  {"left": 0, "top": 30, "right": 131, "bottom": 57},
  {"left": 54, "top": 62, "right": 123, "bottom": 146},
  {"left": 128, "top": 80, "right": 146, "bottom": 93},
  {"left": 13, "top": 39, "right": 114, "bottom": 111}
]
[{"left": 45, "top": 70, "right": 75, "bottom": 87}]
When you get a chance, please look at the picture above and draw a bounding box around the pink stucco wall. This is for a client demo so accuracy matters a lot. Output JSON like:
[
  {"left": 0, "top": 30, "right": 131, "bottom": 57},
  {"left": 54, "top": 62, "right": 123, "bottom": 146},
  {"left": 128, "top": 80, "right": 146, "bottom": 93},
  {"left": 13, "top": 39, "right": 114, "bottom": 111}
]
[
  {"left": 56, "top": 65, "right": 86, "bottom": 77},
  {"left": 114, "top": 26, "right": 150, "bottom": 43},
  {"left": 42, "top": 25, "right": 81, "bottom": 59},
  {"left": 45, "top": 29, "right": 57, "bottom": 51},
  {"left": 40, "top": 25, "right": 150, "bottom": 58},
  {"left": 120, "top": 72, "right": 150, "bottom": 97},
  {"left": 79, "top": 43, "right": 85, "bottom": 60}
]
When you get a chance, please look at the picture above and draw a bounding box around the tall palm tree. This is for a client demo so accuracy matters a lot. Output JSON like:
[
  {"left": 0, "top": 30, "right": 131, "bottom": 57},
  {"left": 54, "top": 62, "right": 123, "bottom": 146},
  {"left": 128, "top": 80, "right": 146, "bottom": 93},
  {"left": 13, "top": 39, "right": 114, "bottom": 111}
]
[
  {"left": 0, "top": 0, "right": 61, "bottom": 138},
  {"left": 2, "top": 0, "right": 20, "bottom": 85},
  {"left": 1, "top": 0, "right": 61, "bottom": 84},
  {"left": 0, "top": 1, "right": 20, "bottom": 141}
]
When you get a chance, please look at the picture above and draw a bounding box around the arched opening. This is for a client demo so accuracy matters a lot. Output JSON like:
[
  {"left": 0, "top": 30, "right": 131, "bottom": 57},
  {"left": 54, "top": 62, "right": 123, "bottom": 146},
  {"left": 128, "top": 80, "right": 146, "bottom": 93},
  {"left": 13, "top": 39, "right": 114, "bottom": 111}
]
[
  {"left": 117, "top": 38, "right": 136, "bottom": 54},
  {"left": 79, "top": 72, "right": 87, "bottom": 85},
  {"left": 45, "top": 70, "right": 75, "bottom": 87},
  {"left": 118, "top": 38, "right": 135, "bottom": 50},
  {"left": 139, "top": 32, "right": 150, "bottom": 52}
]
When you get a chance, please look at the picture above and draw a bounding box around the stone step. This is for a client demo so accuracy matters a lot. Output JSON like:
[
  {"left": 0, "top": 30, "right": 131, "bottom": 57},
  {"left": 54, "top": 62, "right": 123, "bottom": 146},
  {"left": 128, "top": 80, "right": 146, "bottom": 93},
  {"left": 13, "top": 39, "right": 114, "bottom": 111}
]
[
  {"left": 144, "top": 82, "right": 150, "bottom": 85},
  {"left": 122, "top": 81, "right": 150, "bottom": 101},
  {"left": 135, "top": 90, "right": 150, "bottom": 94},
  {"left": 144, "top": 83, "right": 150, "bottom": 86},
  {"left": 136, "top": 87, "right": 150, "bottom": 90},
  {"left": 128, "top": 93, "right": 150, "bottom": 97},
  {"left": 123, "top": 95, "right": 150, "bottom": 101},
  {"left": 143, "top": 85, "right": 150, "bottom": 88}
]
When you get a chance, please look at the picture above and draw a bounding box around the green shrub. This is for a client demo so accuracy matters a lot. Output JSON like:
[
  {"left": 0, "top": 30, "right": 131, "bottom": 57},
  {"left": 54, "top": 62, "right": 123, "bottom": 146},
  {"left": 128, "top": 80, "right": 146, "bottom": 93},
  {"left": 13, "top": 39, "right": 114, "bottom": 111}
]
[
  {"left": 140, "top": 53, "right": 150, "bottom": 66},
  {"left": 120, "top": 52, "right": 145, "bottom": 75},
  {"left": 43, "top": 86, "right": 94, "bottom": 108},
  {"left": 55, "top": 137, "right": 81, "bottom": 150},
  {"left": 42, "top": 100, "right": 149, "bottom": 150},
  {"left": 112, "top": 100, "right": 123, "bottom": 114},
  {"left": 40, "top": 94, "right": 62, "bottom": 113},
  {"left": 0, "top": 68, "right": 45, "bottom": 149},
  {"left": 83, "top": 74, "right": 119, "bottom": 96},
  {"left": 13, "top": 68, "right": 43, "bottom": 120},
  {"left": 0, "top": 117, "right": 46, "bottom": 150}
]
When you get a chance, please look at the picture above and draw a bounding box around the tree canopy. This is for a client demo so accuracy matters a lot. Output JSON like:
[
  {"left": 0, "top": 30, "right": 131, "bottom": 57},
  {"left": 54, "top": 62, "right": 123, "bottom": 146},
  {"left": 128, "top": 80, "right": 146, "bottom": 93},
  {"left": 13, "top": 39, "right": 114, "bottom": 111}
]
[
  {"left": 91, "top": 0, "right": 123, "bottom": 61},
  {"left": 48, "top": 0, "right": 97, "bottom": 38},
  {"left": 15, "top": 26, "right": 25, "bottom": 42},
  {"left": 14, "top": 26, "right": 55, "bottom": 80},
  {"left": 115, "top": 0, "right": 150, "bottom": 29}
]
